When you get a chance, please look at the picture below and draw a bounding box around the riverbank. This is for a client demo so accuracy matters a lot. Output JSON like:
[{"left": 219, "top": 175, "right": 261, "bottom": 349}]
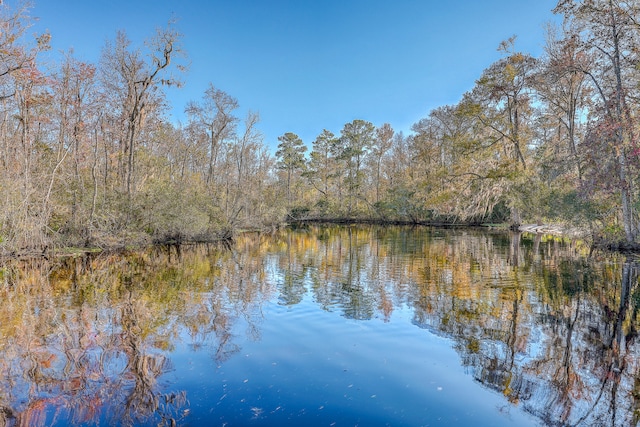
[{"left": 1, "top": 219, "right": 637, "bottom": 261}]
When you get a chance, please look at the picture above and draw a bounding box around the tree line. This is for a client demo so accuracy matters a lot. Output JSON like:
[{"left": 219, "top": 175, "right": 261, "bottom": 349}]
[
  {"left": 279, "top": 1, "right": 640, "bottom": 249},
  {"left": 0, "top": 0, "right": 639, "bottom": 255}
]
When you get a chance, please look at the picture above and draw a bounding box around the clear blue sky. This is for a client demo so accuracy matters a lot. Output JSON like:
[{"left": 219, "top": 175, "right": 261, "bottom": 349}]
[{"left": 28, "top": 0, "right": 560, "bottom": 150}]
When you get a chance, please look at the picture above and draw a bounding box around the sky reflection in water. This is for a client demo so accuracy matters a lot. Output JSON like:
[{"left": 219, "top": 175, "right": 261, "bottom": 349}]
[{"left": 0, "top": 225, "right": 637, "bottom": 426}]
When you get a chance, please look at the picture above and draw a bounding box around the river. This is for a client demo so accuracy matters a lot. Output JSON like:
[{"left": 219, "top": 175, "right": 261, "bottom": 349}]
[{"left": 0, "top": 225, "right": 637, "bottom": 426}]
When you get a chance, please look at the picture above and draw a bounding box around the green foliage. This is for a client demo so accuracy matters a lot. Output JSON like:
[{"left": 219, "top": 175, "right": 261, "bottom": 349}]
[
  {"left": 134, "top": 180, "right": 223, "bottom": 242},
  {"left": 276, "top": 132, "right": 307, "bottom": 208},
  {"left": 288, "top": 206, "right": 311, "bottom": 221},
  {"left": 484, "top": 201, "right": 511, "bottom": 224},
  {"left": 276, "top": 132, "right": 306, "bottom": 171},
  {"left": 313, "top": 199, "right": 330, "bottom": 217},
  {"left": 545, "top": 189, "right": 599, "bottom": 225},
  {"left": 375, "top": 186, "right": 433, "bottom": 222}
]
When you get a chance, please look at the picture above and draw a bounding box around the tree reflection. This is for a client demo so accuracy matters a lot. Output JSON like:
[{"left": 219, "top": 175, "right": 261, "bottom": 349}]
[
  {"left": 0, "top": 242, "right": 266, "bottom": 426},
  {"left": 258, "top": 226, "right": 640, "bottom": 426},
  {"left": 1, "top": 226, "right": 640, "bottom": 426}
]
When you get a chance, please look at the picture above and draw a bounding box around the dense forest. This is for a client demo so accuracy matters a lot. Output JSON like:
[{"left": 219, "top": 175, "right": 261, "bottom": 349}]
[{"left": 1, "top": 0, "right": 640, "bottom": 256}]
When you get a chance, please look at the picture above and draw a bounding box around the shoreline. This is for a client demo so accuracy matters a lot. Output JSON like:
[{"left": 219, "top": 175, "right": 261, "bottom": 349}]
[
  {"left": 517, "top": 223, "right": 588, "bottom": 239},
  {"left": 2, "top": 220, "right": 639, "bottom": 261}
]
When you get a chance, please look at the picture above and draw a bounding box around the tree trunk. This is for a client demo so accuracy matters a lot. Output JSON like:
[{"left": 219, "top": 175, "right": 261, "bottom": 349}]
[{"left": 609, "top": 0, "right": 637, "bottom": 243}]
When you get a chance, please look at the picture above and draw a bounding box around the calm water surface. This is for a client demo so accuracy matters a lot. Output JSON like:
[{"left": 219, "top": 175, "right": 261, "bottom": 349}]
[{"left": 0, "top": 225, "right": 638, "bottom": 426}]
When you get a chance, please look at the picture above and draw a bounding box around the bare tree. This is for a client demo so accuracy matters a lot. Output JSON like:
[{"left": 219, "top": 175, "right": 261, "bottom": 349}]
[
  {"left": 100, "top": 24, "right": 186, "bottom": 198},
  {"left": 554, "top": 0, "right": 640, "bottom": 243},
  {"left": 185, "top": 84, "right": 239, "bottom": 185}
]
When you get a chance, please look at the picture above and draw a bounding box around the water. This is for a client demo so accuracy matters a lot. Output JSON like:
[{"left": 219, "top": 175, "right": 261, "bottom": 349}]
[{"left": 0, "top": 225, "right": 637, "bottom": 426}]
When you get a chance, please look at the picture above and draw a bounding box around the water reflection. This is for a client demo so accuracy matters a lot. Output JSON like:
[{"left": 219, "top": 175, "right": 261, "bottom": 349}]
[
  {"left": 0, "top": 244, "right": 265, "bottom": 426},
  {"left": 0, "top": 226, "right": 638, "bottom": 426}
]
